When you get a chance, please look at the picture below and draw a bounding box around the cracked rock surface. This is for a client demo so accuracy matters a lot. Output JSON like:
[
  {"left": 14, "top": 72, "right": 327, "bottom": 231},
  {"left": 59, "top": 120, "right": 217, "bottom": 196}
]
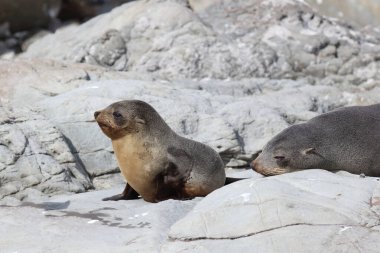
[
  {"left": 1, "top": 170, "right": 380, "bottom": 252},
  {"left": 0, "top": 105, "right": 92, "bottom": 202}
]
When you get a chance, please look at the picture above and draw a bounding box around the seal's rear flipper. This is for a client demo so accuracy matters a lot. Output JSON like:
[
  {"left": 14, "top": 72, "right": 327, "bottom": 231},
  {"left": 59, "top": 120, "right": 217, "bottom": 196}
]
[
  {"left": 225, "top": 177, "right": 246, "bottom": 185},
  {"left": 102, "top": 183, "right": 139, "bottom": 201}
]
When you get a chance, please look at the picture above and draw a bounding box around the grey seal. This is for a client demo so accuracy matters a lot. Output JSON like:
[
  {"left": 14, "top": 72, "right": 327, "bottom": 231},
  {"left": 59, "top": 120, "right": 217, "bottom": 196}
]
[{"left": 252, "top": 103, "right": 380, "bottom": 177}]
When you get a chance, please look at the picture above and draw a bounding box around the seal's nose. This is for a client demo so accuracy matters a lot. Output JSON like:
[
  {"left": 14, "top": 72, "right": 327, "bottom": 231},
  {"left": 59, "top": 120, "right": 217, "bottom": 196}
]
[{"left": 94, "top": 111, "right": 100, "bottom": 119}]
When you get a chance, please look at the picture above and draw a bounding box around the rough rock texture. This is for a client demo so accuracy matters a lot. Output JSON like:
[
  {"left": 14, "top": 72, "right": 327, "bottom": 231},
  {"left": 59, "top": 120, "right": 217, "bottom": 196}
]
[
  {"left": 306, "top": 0, "right": 380, "bottom": 27},
  {"left": 22, "top": 0, "right": 380, "bottom": 83},
  {"left": 1, "top": 170, "right": 380, "bottom": 252},
  {"left": 0, "top": 105, "right": 91, "bottom": 202}
]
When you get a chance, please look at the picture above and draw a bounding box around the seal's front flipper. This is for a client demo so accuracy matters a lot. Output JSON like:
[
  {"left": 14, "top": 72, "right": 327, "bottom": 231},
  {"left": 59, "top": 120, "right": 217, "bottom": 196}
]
[{"left": 102, "top": 183, "right": 139, "bottom": 201}]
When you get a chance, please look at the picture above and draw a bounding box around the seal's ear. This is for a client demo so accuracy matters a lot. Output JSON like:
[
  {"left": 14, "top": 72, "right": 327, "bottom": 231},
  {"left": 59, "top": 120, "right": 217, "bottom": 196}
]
[
  {"left": 302, "top": 148, "right": 316, "bottom": 155},
  {"left": 135, "top": 117, "right": 146, "bottom": 125}
]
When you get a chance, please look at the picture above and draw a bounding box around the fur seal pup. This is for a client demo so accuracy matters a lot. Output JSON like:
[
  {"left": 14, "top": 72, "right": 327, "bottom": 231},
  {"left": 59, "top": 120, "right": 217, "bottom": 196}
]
[
  {"left": 94, "top": 100, "right": 232, "bottom": 202},
  {"left": 251, "top": 103, "right": 380, "bottom": 177}
]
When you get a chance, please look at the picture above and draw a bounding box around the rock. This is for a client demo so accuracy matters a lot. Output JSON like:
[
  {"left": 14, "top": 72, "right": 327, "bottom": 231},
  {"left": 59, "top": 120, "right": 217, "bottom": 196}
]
[
  {"left": 0, "top": 58, "right": 145, "bottom": 105},
  {"left": 1, "top": 170, "right": 379, "bottom": 252},
  {"left": 225, "top": 158, "right": 247, "bottom": 168},
  {"left": 306, "top": 0, "right": 380, "bottom": 27},
  {"left": 166, "top": 170, "right": 380, "bottom": 252},
  {"left": 371, "top": 180, "right": 380, "bottom": 216},
  {"left": 225, "top": 168, "right": 263, "bottom": 179},
  {"left": 0, "top": 186, "right": 200, "bottom": 252},
  {"left": 21, "top": 0, "right": 380, "bottom": 83},
  {"left": 0, "top": 105, "right": 91, "bottom": 201}
]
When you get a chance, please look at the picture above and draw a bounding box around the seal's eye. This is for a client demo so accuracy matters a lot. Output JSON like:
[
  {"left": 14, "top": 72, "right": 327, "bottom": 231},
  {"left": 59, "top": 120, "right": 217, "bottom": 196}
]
[
  {"left": 113, "top": 111, "right": 122, "bottom": 118},
  {"left": 274, "top": 156, "right": 288, "bottom": 166},
  {"left": 274, "top": 156, "right": 285, "bottom": 160}
]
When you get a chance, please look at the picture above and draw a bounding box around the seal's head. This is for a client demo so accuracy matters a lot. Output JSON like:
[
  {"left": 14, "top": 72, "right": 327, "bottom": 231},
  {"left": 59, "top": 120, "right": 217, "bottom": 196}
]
[
  {"left": 94, "top": 100, "right": 149, "bottom": 140},
  {"left": 251, "top": 123, "right": 325, "bottom": 176}
]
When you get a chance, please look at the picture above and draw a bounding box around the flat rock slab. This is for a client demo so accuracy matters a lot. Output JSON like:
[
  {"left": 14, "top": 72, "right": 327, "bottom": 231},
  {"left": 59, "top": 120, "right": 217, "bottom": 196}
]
[
  {"left": 0, "top": 186, "right": 200, "bottom": 253},
  {"left": 167, "top": 170, "right": 380, "bottom": 252},
  {"left": 1, "top": 170, "right": 380, "bottom": 252}
]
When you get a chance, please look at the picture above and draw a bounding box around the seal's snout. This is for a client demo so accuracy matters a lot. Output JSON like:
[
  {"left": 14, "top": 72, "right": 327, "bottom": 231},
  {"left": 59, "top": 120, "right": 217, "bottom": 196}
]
[
  {"left": 94, "top": 111, "right": 101, "bottom": 119},
  {"left": 250, "top": 160, "right": 257, "bottom": 171}
]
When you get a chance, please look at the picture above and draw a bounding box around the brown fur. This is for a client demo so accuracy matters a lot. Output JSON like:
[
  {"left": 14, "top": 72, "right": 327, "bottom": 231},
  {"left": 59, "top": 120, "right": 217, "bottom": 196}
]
[{"left": 94, "top": 100, "right": 227, "bottom": 202}]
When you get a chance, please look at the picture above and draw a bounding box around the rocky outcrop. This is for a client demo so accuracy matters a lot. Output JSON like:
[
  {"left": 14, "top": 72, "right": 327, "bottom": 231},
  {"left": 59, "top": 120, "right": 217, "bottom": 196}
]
[
  {"left": 22, "top": 0, "right": 380, "bottom": 84},
  {"left": 0, "top": 105, "right": 91, "bottom": 202}
]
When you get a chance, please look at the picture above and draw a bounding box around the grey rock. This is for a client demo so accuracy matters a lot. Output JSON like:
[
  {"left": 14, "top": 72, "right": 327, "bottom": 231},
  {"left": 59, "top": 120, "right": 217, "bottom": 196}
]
[
  {"left": 166, "top": 170, "right": 380, "bottom": 252},
  {"left": 21, "top": 0, "right": 380, "bottom": 84},
  {"left": 225, "top": 168, "right": 263, "bottom": 179},
  {"left": 1, "top": 170, "right": 379, "bottom": 253},
  {"left": 0, "top": 105, "right": 91, "bottom": 200},
  {"left": 225, "top": 158, "right": 247, "bottom": 168},
  {"left": 0, "top": 186, "right": 200, "bottom": 253},
  {"left": 0, "top": 58, "right": 146, "bottom": 106},
  {"left": 165, "top": 225, "right": 380, "bottom": 253},
  {"left": 92, "top": 173, "right": 125, "bottom": 190},
  {"left": 306, "top": 0, "right": 380, "bottom": 27},
  {"left": 84, "top": 29, "right": 128, "bottom": 70}
]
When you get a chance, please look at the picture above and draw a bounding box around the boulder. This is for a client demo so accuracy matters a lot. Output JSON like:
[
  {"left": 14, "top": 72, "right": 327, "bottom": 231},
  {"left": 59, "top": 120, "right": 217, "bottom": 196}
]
[
  {"left": 166, "top": 170, "right": 380, "bottom": 252},
  {"left": 22, "top": 0, "right": 380, "bottom": 83}
]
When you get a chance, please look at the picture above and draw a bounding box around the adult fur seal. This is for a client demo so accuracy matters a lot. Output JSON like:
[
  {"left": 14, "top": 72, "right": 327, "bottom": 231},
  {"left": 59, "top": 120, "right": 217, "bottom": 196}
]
[
  {"left": 251, "top": 103, "right": 380, "bottom": 177},
  {"left": 94, "top": 100, "right": 237, "bottom": 202}
]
